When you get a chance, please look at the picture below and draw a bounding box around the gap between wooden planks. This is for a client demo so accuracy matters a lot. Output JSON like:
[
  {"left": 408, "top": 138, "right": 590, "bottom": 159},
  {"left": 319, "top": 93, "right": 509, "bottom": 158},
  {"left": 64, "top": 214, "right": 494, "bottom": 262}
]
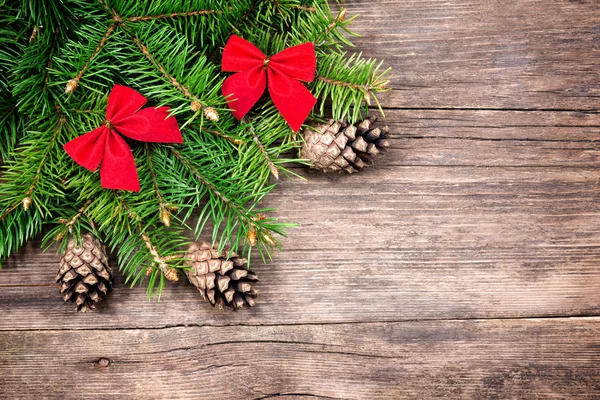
[{"left": 0, "top": 318, "right": 599, "bottom": 399}]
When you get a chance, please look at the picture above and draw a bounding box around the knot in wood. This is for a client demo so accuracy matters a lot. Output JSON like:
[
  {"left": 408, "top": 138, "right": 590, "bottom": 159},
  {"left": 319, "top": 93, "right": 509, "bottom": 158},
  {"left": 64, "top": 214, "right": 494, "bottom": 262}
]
[{"left": 97, "top": 358, "right": 110, "bottom": 368}]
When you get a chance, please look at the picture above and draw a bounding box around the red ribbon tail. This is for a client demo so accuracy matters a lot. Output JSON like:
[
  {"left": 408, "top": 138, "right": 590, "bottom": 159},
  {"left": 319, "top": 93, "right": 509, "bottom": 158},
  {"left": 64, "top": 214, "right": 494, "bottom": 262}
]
[
  {"left": 268, "top": 68, "right": 316, "bottom": 132},
  {"left": 63, "top": 126, "right": 109, "bottom": 171},
  {"left": 100, "top": 130, "right": 140, "bottom": 192},
  {"left": 222, "top": 66, "right": 267, "bottom": 120}
]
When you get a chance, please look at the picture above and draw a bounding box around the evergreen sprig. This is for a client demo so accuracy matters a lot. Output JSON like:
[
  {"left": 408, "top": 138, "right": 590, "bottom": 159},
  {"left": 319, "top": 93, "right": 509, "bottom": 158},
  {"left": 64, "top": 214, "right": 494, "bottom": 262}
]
[{"left": 0, "top": 0, "right": 389, "bottom": 296}]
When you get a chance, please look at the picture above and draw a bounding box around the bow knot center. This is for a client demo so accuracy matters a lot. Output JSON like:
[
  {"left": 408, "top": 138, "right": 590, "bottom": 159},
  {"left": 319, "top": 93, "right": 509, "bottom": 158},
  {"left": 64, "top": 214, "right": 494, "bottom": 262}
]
[
  {"left": 263, "top": 57, "right": 271, "bottom": 70},
  {"left": 104, "top": 119, "right": 114, "bottom": 129}
]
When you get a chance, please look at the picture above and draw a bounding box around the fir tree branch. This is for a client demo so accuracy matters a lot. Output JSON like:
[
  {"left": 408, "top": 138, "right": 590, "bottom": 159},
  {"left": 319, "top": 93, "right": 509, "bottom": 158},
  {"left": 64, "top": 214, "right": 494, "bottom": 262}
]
[
  {"left": 169, "top": 148, "right": 253, "bottom": 225},
  {"left": 126, "top": 29, "right": 217, "bottom": 120},
  {"left": 323, "top": 8, "right": 347, "bottom": 37},
  {"left": 243, "top": 120, "right": 280, "bottom": 180},
  {"left": 60, "top": 198, "right": 93, "bottom": 231},
  {"left": 264, "top": 1, "right": 318, "bottom": 14},
  {"left": 253, "top": 133, "right": 279, "bottom": 180},
  {"left": 312, "top": 52, "right": 391, "bottom": 122},
  {"left": 24, "top": 110, "right": 66, "bottom": 199},
  {"left": 128, "top": 32, "right": 191, "bottom": 99},
  {"left": 66, "top": 23, "right": 116, "bottom": 93},
  {"left": 1, "top": 107, "right": 67, "bottom": 221},
  {"left": 203, "top": 127, "right": 244, "bottom": 145},
  {"left": 140, "top": 231, "right": 179, "bottom": 281},
  {"left": 228, "top": 0, "right": 259, "bottom": 36},
  {"left": 145, "top": 144, "right": 169, "bottom": 226},
  {"left": 97, "top": 0, "right": 109, "bottom": 13},
  {"left": 126, "top": 9, "right": 222, "bottom": 22},
  {"left": 316, "top": 75, "right": 384, "bottom": 93},
  {"left": 291, "top": 5, "right": 316, "bottom": 12},
  {"left": 45, "top": 198, "right": 95, "bottom": 246},
  {"left": 114, "top": 193, "right": 179, "bottom": 282}
]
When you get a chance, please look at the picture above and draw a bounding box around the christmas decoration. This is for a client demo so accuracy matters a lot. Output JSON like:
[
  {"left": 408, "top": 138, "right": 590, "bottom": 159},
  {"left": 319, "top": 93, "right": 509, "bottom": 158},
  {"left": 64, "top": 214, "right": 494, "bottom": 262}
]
[
  {"left": 301, "top": 116, "right": 391, "bottom": 173},
  {"left": 184, "top": 242, "right": 259, "bottom": 310},
  {"left": 64, "top": 85, "right": 182, "bottom": 191},
  {"left": 0, "top": 0, "right": 390, "bottom": 310},
  {"left": 56, "top": 233, "right": 112, "bottom": 312},
  {"left": 222, "top": 35, "right": 317, "bottom": 132}
]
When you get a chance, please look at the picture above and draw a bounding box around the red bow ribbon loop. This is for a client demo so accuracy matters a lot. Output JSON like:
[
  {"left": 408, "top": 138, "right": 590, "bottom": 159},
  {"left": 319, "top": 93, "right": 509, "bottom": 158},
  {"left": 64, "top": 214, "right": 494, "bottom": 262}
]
[
  {"left": 63, "top": 85, "right": 182, "bottom": 192},
  {"left": 221, "top": 35, "right": 317, "bottom": 132}
]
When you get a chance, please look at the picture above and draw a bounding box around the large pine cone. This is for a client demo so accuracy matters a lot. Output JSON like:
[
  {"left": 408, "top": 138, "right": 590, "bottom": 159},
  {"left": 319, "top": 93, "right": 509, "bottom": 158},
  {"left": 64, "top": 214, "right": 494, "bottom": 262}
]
[
  {"left": 56, "top": 233, "right": 112, "bottom": 312},
  {"left": 184, "top": 242, "right": 258, "bottom": 310},
  {"left": 301, "top": 116, "right": 390, "bottom": 173}
]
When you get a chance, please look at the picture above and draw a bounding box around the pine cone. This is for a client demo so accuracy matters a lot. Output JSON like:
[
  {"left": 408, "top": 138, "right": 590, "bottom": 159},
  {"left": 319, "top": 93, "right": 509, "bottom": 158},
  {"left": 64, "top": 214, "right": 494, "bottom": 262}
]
[
  {"left": 56, "top": 233, "right": 112, "bottom": 312},
  {"left": 184, "top": 242, "right": 258, "bottom": 310},
  {"left": 301, "top": 116, "right": 391, "bottom": 173}
]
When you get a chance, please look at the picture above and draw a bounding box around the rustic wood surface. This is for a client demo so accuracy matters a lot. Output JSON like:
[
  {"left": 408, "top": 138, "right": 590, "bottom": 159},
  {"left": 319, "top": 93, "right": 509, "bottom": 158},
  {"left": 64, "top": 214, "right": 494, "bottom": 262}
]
[{"left": 1, "top": 1, "right": 599, "bottom": 399}]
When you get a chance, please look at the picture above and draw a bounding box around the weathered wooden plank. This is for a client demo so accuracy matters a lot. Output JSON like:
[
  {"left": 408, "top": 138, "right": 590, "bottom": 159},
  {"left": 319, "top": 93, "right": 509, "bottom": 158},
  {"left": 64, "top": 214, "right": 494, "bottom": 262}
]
[
  {"left": 346, "top": 0, "right": 600, "bottom": 110},
  {"left": 1, "top": 110, "right": 599, "bottom": 327},
  {"left": 1, "top": 161, "right": 599, "bottom": 328},
  {"left": 1, "top": 318, "right": 598, "bottom": 399},
  {"left": 388, "top": 110, "right": 600, "bottom": 167}
]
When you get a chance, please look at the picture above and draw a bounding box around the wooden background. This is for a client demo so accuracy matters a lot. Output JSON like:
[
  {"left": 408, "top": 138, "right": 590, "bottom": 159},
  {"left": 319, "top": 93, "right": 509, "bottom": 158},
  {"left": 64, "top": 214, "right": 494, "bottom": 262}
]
[{"left": 1, "top": 1, "right": 600, "bottom": 398}]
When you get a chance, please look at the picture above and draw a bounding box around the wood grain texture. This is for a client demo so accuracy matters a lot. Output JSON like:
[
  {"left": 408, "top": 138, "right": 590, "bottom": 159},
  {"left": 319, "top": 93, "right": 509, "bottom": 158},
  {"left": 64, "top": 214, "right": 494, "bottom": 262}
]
[
  {"left": 1, "top": 110, "right": 599, "bottom": 329},
  {"left": 1, "top": 319, "right": 599, "bottom": 399},
  {"left": 1, "top": 1, "right": 600, "bottom": 398},
  {"left": 349, "top": 0, "right": 600, "bottom": 110}
]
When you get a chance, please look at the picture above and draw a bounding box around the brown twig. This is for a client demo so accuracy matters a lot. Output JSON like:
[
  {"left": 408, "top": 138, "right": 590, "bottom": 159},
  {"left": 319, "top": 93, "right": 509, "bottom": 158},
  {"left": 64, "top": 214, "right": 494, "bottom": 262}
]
[
  {"left": 291, "top": 5, "right": 316, "bottom": 12},
  {"left": 129, "top": 33, "right": 191, "bottom": 98},
  {"left": 126, "top": 9, "right": 221, "bottom": 22},
  {"left": 97, "top": 0, "right": 109, "bottom": 12},
  {"left": 267, "top": 1, "right": 315, "bottom": 15},
  {"left": 29, "top": 26, "right": 39, "bottom": 43},
  {"left": 313, "top": 7, "right": 348, "bottom": 46},
  {"left": 114, "top": 194, "right": 179, "bottom": 281},
  {"left": 61, "top": 199, "right": 94, "bottom": 229},
  {"left": 247, "top": 124, "right": 279, "bottom": 180},
  {"left": 66, "top": 23, "right": 116, "bottom": 93},
  {"left": 228, "top": 0, "right": 259, "bottom": 36},
  {"left": 145, "top": 145, "right": 170, "bottom": 226},
  {"left": 316, "top": 75, "right": 374, "bottom": 91},
  {"left": 127, "top": 31, "right": 217, "bottom": 118},
  {"left": 1, "top": 109, "right": 67, "bottom": 221},
  {"left": 169, "top": 148, "right": 252, "bottom": 225},
  {"left": 202, "top": 127, "right": 244, "bottom": 145},
  {"left": 141, "top": 232, "right": 179, "bottom": 281}
]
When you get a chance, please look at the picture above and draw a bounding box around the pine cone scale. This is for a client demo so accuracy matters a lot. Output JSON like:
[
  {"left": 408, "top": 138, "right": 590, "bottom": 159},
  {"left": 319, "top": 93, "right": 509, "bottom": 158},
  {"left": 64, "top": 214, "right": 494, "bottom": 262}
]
[
  {"left": 57, "top": 234, "right": 112, "bottom": 312},
  {"left": 302, "top": 116, "right": 391, "bottom": 173},
  {"left": 184, "top": 242, "right": 258, "bottom": 310}
]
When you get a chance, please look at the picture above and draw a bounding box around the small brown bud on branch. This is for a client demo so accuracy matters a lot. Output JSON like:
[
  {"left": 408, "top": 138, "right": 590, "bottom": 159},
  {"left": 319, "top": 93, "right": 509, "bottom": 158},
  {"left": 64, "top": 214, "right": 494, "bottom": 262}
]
[
  {"left": 163, "top": 268, "right": 179, "bottom": 282},
  {"left": 190, "top": 101, "right": 202, "bottom": 112},
  {"left": 159, "top": 208, "right": 171, "bottom": 227},
  {"left": 203, "top": 106, "right": 219, "bottom": 122},
  {"left": 22, "top": 197, "right": 32, "bottom": 211},
  {"left": 65, "top": 79, "right": 79, "bottom": 93},
  {"left": 262, "top": 233, "right": 276, "bottom": 246},
  {"left": 247, "top": 229, "right": 258, "bottom": 246}
]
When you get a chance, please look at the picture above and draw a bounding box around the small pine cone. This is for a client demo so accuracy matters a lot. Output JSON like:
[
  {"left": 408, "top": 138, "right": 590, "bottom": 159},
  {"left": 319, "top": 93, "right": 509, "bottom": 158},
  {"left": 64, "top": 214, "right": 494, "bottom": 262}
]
[
  {"left": 56, "top": 233, "right": 112, "bottom": 312},
  {"left": 301, "top": 116, "right": 391, "bottom": 173},
  {"left": 184, "top": 242, "right": 258, "bottom": 311}
]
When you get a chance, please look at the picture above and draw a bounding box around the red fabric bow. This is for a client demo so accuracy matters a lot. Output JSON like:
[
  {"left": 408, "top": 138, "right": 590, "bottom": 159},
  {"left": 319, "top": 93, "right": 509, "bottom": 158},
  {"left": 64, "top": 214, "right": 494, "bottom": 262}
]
[
  {"left": 64, "top": 85, "right": 182, "bottom": 192},
  {"left": 221, "top": 35, "right": 317, "bottom": 132}
]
